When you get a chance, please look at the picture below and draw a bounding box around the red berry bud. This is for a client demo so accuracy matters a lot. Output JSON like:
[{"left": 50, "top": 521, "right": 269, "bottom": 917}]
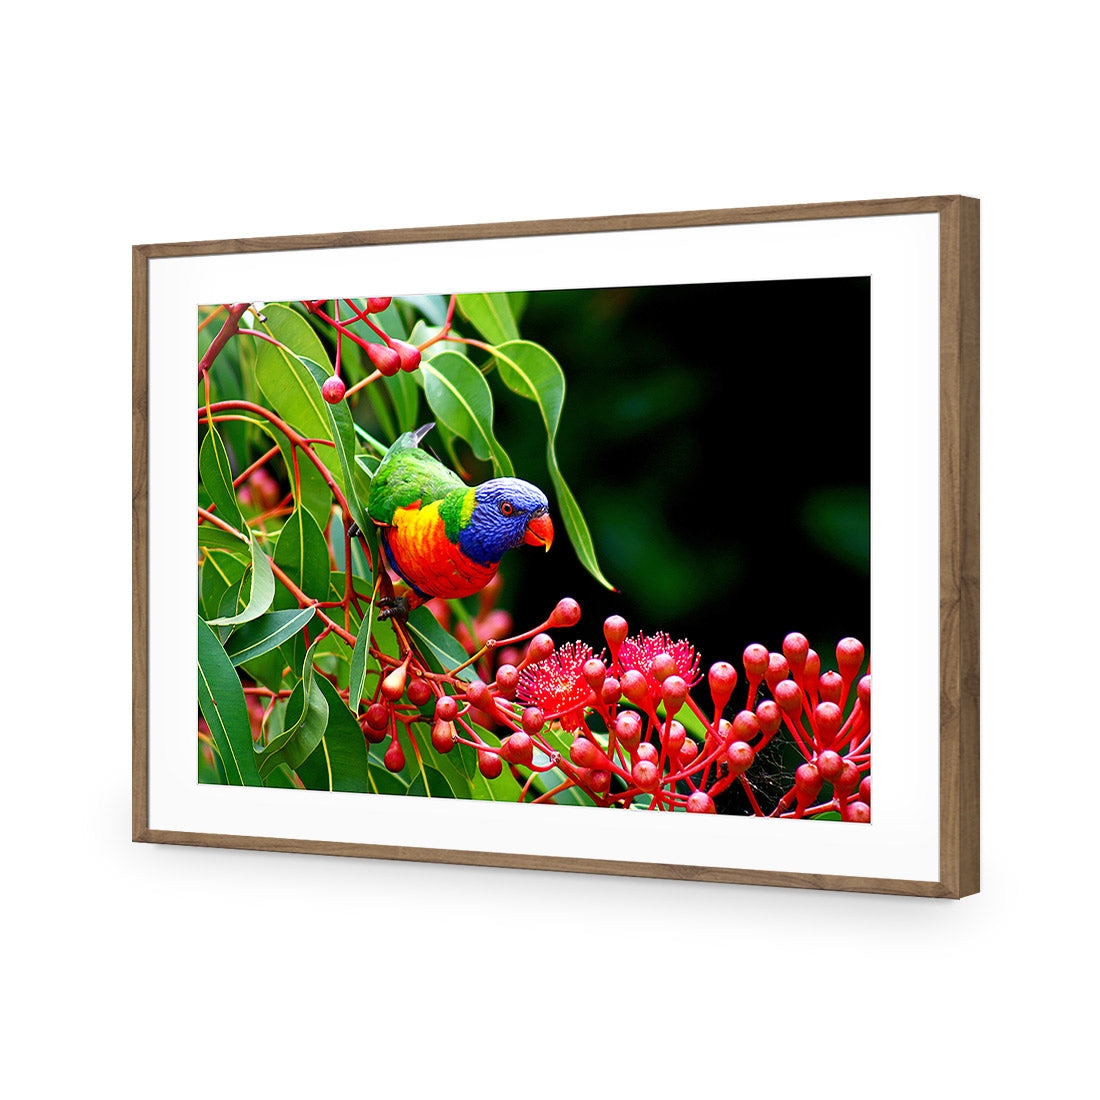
[
  {"left": 465, "top": 679, "right": 492, "bottom": 711},
  {"left": 795, "top": 762, "right": 822, "bottom": 802},
  {"left": 407, "top": 678, "right": 432, "bottom": 706},
  {"left": 709, "top": 718, "right": 732, "bottom": 755},
  {"left": 549, "top": 597, "right": 581, "bottom": 628},
  {"left": 814, "top": 701, "right": 843, "bottom": 747},
  {"left": 743, "top": 643, "right": 769, "bottom": 680},
  {"left": 588, "top": 769, "right": 611, "bottom": 795},
  {"left": 650, "top": 653, "right": 677, "bottom": 684},
  {"left": 435, "top": 695, "right": 458, "bottom": 722},
  {"left": 634, "top": 741, "right": 658, "bottom": 765},
  {"left": 755, "top": 700, "right": 782, "bottom": 736},
  {"left": 773, "top": 679, "right": 803, "bottom": 718},
  {"left": 381, "top": 662, "right": 408, "bottom": 702},
  {"left": 765, "top": 653, "right": 790, "bottom": 691},
  {"left": 661, "top": 675, "right": 688, "bottom": 715},
  {"left": 384, "top": 738, "right": 405, "bottom": 772},
  {"left": 837, "top": 637, "right": 866, "bottom": 683},
  {"left": 391, "top": 339, "right": 421, "bottom": 372},
  {"left": 686, "top": 791, "right": 716, "bottom": 813},
  {"left": 526, "top": 633, "right": 554, "bottom": 664},
  {"left": 663, "top": 720, "right": 687, "bottom": 752},
  {"left": 366, "top": 341, "right": 401, "bottom": 377},
  {"left": 603, "top": 615, "right": 629, "bottom": 662},
  {"left": 782, "top": 632, "right": 809, "bottom": 679},
  {"left": 803, "top": 650, "right": 821, "bottom": 696},
  {"left": 321, "top": 375, "right": 346, "bottom": 404},
  {"left": 726, "top": 741, "right": 755, "bottom": 778},
  {"left": 620, "top": 669, "right": 650, "bottom": 705},
  {"left": 818, "top": 671, "right": 843, "bottom": 705},
  {"left": 478, "top": 749, "right": 503, "bottom": 779},
  {"left": 431, "top": 719, "right": 456, "bottom": 754},
  {"left": 708, "top": 661, "right": 737, "bottom": 712},
  {"left": 679, "top": 738, "right": 699, "bottom": 765},
  {"left": 521, "top": 706, "right": 545, "bottom": 734},
  {"left": 366, "top": 297, "right": 392, "bottom": 313},
  {"left": 365, "top": 702, "right": 389, "bottom": 729},
  {"left": 834, "top": 762, "right": 861, "bottom": 797},
  {"left": 731, "top": 710, "right": 760, "bottom": 743},
  {"left": 570, "top": 737, "right": 609, "bottom": 770},
  {"left": 502, "top": 731, "right": 534, "bottom": 766},
  {"left": 859, "top": 775, "right": 871, "bottom": 805},
  {"left": 614, "top": 710, "right": 643, "bottom": 751},
  {"left": 632, "top": 760, "right": 660, "bottom": 792},
  {"left": 583, "top": 658, "right": 607, "bottom": 692},
  {"left": 494, "top": 664, "right": 519, "bottom": 699},
  {"left": 857, "top": 674, "right": 871, "bottom": 715},
  {"left": 843, "top": 800, "right": 871, "bottom": 823},
  {"left": 601, "top": 676, "right": 621, "bottom": 704},
  {"left": 816, "top": 749, "right": 844, "bottom": 783}
]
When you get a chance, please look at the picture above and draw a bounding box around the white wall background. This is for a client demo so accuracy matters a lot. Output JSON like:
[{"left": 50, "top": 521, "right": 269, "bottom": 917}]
[{"left": 5, "top": 2, "right": 1097, "bottom": 1097}]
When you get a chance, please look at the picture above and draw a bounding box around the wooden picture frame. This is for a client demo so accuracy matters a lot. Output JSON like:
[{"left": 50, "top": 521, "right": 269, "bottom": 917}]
[{"left": 133, "top": 195, "right": 979, "bottom": 897}]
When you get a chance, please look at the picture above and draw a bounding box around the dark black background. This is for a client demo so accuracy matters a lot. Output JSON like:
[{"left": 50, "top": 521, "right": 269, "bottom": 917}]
[{"left": 486, "top": 276, "right": 870, "bottom": 681}]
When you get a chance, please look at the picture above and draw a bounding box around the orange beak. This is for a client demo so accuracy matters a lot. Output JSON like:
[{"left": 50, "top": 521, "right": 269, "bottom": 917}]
[{"left": 523, "top": 511, "right": 554, "bottom": 551}]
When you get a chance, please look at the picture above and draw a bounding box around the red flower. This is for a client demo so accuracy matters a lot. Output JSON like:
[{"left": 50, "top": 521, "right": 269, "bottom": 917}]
[
  {"left": 517, "top": 641, "right": 600, "bottom": 732},
  {"left": 616, "top": 631, "right": 701, "bottom": 698}
]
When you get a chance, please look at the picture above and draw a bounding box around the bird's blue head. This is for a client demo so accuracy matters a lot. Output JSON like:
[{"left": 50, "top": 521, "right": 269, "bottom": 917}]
[{"left": 458, "top": 478, "right": 554, "bottom": 565}]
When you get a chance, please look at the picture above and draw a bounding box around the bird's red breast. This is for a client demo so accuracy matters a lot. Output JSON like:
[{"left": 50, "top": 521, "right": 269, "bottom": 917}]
[{"left": 383, "top": 500, "right": 499, "bottom": 600}]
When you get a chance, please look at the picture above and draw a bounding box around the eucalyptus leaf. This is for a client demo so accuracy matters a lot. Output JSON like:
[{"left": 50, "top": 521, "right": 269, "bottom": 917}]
[
  {"left": 199, "top": 426, "right": 245, "bottom": 531},
  {"left": 226, "top": 607, "right": 316, "bottom": 666},
  {"left": 206, "top": 533, "right": 276, "bottom": 626},
  {"left": 457, "top": 292, "right": 519, "bottom": 344},
  {"left": 491, "top": 340, "right": 614, "bottom": 590},
  {"left": 198, "top": 617, "right": 262, "bottom": 785},
  {"left": 419, "top": 351, "right": 514, "bottom": 476}
]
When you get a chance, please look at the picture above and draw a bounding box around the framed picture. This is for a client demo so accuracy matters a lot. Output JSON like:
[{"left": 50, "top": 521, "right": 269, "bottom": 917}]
[{"left": 133, "top": 195, "right": 979, "bottom": 897}]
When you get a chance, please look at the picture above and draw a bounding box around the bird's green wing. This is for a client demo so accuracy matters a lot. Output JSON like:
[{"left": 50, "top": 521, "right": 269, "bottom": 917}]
[{"left": 366, "top": 423, "right": 465, "bottom": 524}]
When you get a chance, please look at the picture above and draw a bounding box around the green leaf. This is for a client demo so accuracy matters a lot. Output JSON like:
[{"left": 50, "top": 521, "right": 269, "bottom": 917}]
[
  {"left": 239, "top": 648, "right": 285, "bottom": 695},
  {"left": 198, "top": 524, "right": 251, "bottom": 554},
  {"left": 272, "top": 506, "right": 330, "bottom": 604},
  {"left": 271, "top": 506, "right": 330, "bottom": 667},
  {"left": 405, "top": 607, "right": 480, "bottom": 683},
  {"left": 408, "top": 319, "right": 467, "bottom": 361},
  {"left": 419, "top": 351, "right": 514, "bottom": 476},
  {"left": 226, "top": 607, "right": 316, "bottom": 666},
  {"left": 407, "top": 765, "right": 459, "bottom": 799},
  {"left": 301, "top": 357, "right": 365, "bottom": 527},
  {"left": 256, "top": 638, "right": 329, "bottom": 779},
  {"left": 467, "top": 763, "right": 527, "bottom": 802},
  {"left": 491, "top": 340, "right": 615, "bottom": 590},
  {"left": 507, "top": 291, "right": 529, "bottom": 324},
  {"left": 206, "top": 533, "right": 276, "bottom": 626},
  {"left": 260, "top": 301, "right": 334, "bottom": 373},
  {"left": 457, "top": 292, "right": 519, "bottom": 344},
  {"left": 295, "top": 677, "right": 371, "bottom": 793},
  {"left": 348, "top": 591, "right": 377, "bottom": 714},
  {"left": 198, "top": 617, "right": 262, "bottom": 785},
  {"left": 383, "top": 371, "right": 420, "bottom": 436},
  {"left": 399, "top": 295, "right": 448, "bottom": 326},
  {"left": 252, "top": 305, "right": 345, "bottom": 521},
  {"left": 200, "top": 548, "right": 248, "bottom": 620},
  {"left": 199, "top": 426, "right": 245, "bottom": 530}
]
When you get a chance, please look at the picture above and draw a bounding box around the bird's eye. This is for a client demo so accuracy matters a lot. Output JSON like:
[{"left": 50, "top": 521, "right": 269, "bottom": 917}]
[{"left": 500, "top": 501, "right": 514, "bottom": 516}]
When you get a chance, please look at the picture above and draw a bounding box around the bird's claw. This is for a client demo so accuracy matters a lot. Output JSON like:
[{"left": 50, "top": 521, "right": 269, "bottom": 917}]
[{"left": 378, "top": 595, "right": 411, "bottom": 622}]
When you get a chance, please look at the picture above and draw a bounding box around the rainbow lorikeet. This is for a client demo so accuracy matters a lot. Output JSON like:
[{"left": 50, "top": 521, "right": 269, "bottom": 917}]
[{"left": 366, "top": 423, "right": 554, "bottom": 619}]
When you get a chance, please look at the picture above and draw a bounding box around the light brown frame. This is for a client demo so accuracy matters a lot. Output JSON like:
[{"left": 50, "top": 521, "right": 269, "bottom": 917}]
[{"left": 133, "top": 195, "right": 979, "bottom": 897}]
